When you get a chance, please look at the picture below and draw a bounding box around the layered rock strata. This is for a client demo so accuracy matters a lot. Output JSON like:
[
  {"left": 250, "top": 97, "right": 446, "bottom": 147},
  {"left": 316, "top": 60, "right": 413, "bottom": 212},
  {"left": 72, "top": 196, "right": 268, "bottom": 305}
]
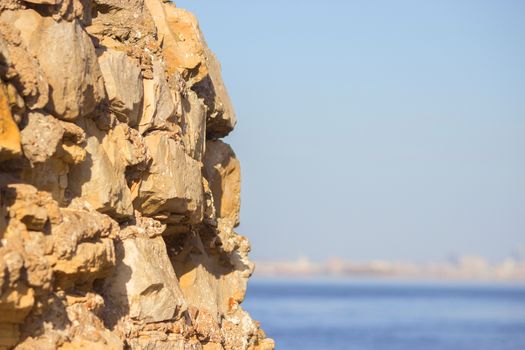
[{"left": 0, "top": 1, "right": 273, "bottom": 349}]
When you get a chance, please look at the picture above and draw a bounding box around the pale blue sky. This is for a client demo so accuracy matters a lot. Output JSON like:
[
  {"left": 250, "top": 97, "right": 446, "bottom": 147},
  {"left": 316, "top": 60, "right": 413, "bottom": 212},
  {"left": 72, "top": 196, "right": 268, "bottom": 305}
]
[{"left": 177, "top": 0, "right": 525, "bottom": 262}]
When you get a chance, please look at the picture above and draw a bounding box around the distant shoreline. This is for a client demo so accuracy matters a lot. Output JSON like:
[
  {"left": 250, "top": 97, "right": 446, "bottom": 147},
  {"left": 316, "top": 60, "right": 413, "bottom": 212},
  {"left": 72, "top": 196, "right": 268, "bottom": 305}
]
[
  {"left": 250, "top": 275, "right": 525, "bottom": 286},
  {"left": 253, "top": 256, "right": 525, "bottom": 282}
]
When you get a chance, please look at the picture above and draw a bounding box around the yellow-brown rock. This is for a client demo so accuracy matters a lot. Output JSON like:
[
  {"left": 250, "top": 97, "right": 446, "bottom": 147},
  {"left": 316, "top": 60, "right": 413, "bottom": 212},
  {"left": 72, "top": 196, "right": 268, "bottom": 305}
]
[
  {"left": 53, "top": 239, "right": 116, "bottom": 289},
  {"left": 68, "top": 120, "right": 146, "bottom": 220},
  {"left": 0, "top": 83, "right": 21, "bottom": 160},
  {"left": 164, "top": 7, "right": 208, "bottom": 78},
  {"left": 4, "top": 184, "right": 59, "bottom": 230},
  {"left": 169, "top": 226, "right": 253, "bottom": 324},
  {"left": 193, "top": 46, "right": 237, "bottom": 139},
  {"left": 144, "top": 0, "right": 205, "bottom": 79},
  {"left": 133, "top": 132, "right": 204, "bottom": 225},
  {"left": 138, "top": 59, "right": 178, "bottom": 135},
  {"left": 103, "top": 234, "right": 186, "bottom": 324},
  {"left": 0, "top": 323, "right": 19, "bottom": 350},
  {"left": 203, "top": 140, "right": 241, "bottom": 226},
  {"left": 19, "top": 157, "right": 70, "bottom": 204},
  {"left": 0, "top": 2, "right": 273, "bottom": 350},
  {"left": 17, "top": 117, "right": 87, "bottom": 203},
  {"left": 203, "top": 343, "right": 225, "bottom": 350},
  {"left": 0, "top": 285, "right": 34, "bottom": 349},
  {"left": 0, "top": 20, "right": 49, "bottom": 110},
  {"left": 97, "top": 49, "right": 144, "bottom": 126},
  {"left": 145, "top": 0, "right": 236, "bottom": 138},
  {"left": 1, "top": 9, "right": 105, "bottom": 120},
  {"left": 0, "top": 285, "right": 34, "bottom": 324},
  {"left": 22, "top": 0, "right": 58, "bottom": 4},
  {"left": 20, "top": 111, "right": 64, "bottom": 163},
  {"left": 181, "top": 90, "right": 207, "bottom": 161}
]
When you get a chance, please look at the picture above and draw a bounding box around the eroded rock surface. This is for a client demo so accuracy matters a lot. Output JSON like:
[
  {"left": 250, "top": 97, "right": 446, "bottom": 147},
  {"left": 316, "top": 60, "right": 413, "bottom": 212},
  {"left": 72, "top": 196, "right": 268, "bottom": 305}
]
[
  {"left": 133, "top": 132, "right": 204, "bottom": 225},
  {"left": 203, "top": 140, "right": 241, "bottom": 227},
  {"left": 0, "top": 1, "right": 273, "bottom": 349},
  {"left": 97, "top": 49, "right": 143, "bottom": 126},
  {"left": 0, "top": 83, "right": 21, "bottom": 161}
]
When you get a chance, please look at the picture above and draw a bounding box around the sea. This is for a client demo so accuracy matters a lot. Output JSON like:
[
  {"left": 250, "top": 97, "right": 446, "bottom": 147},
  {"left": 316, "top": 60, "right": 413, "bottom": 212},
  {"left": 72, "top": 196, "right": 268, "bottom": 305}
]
[{"left": 243, "top": 278, "right": 525, "bottom": 350}]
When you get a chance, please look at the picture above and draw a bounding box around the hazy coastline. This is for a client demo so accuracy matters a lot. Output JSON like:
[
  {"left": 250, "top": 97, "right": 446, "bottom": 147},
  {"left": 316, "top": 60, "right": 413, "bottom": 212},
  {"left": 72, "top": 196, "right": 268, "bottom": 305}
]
[{"left": 254, "top": 256, "right": 525, "bottom": 282}]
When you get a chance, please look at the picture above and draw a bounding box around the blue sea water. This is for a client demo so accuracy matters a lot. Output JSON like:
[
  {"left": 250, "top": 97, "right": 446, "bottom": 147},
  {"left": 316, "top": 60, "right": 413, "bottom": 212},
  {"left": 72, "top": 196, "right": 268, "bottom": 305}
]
[{"left": 243, "top": 278, "right": 525, "bottom": 350}]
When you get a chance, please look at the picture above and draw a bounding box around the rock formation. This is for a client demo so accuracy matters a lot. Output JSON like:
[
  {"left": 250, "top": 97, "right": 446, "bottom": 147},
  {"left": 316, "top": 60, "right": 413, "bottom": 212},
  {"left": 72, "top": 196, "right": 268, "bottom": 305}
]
[{"left": 0, "top": 1, "right": 273, "bottom": 349}]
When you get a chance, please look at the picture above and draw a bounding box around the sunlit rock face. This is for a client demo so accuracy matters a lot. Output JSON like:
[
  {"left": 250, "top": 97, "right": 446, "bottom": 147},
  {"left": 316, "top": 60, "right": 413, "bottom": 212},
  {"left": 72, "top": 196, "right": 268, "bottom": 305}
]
[{"left": 0, "top": 1, "right": 273, "bottom": 349}]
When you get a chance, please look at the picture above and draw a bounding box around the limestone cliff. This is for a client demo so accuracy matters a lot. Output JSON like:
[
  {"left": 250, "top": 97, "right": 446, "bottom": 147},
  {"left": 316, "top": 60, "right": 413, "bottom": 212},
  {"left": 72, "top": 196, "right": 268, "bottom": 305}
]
[{"left": 0, "top": 1, "right": 274, "bottom": 349}]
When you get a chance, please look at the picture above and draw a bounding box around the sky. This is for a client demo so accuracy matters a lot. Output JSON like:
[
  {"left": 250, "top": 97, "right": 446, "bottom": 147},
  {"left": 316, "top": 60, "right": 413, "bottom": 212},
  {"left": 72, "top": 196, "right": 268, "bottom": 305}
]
[{"left": 176, "top": 0, "right": 525, "bottom": 263}]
